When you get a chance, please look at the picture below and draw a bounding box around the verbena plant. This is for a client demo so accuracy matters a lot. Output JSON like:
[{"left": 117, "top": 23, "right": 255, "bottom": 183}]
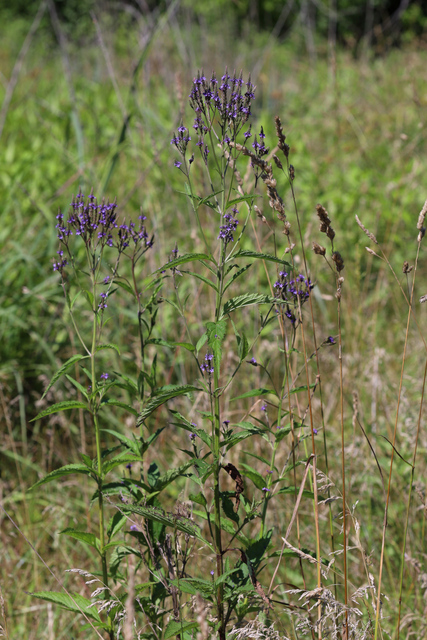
[{"left": 27, "top": 68, "right": 427, "bottom": 640}]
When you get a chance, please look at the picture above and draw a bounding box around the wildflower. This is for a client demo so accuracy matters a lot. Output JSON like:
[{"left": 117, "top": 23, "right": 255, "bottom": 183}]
[
  {"left": 326, "top": 336, "right": 336, "bottom": 345},
  {"left": 249, "top": 357, "right": 257, "bottom": 365},
  {"left": 174, "top": 159, "right": 182, "bottom": 168},
  {"left": 262, "top": 487, "right": 271, "bottom": 493},
  {"left": 200, "top": 353, "right": 214, "bottom": 375},
  {"left": 261, "top": 404, "right": 267, "bottom": 412},
  {"left": 100, "top": 372, "right": 109, "bottom": 380},
  {"left": 189, "top": 433, "right": 197, "bottom": 442},
  {"left": 218, "top": 208, "right": 239, "bottom": 245},
  {"left": 130, "top": 525, "right": 138, "bottom": 532}
]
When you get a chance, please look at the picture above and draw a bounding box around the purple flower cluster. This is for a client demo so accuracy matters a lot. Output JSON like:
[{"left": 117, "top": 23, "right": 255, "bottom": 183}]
[
  {"left": 200, "top": 353, "right": 214, "bottom": 375},
  {"left": 273, "top": 272, "right": 314, "bottom": 325},
  {"left": 189, "top": 69, "right": 256, "bottom": 143},
  {"left": 218, "top": 208, "right": 239, "bottom": 245},
  {"left": 171, "top": 125, "right": 191, "bottom": 155},
  {"left": 53, "top": 193, "right": 153, "bottom": 276}
]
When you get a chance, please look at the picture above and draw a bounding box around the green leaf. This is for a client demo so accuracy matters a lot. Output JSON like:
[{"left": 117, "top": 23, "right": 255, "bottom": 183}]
[
  {"left": 99, "top": 399, "right": 138, "bottom": 416},
  {"left": 29, "top": 591, "right": 102, "bottom": 622},
  {"left": 101, "top": 429, "right": 140, "bottom": 455},
  {"left": 170, "top": 578, "right": 214, "bottom": 598},
  {"left": 231, "top": 388, "right": 276, "bottom": 401},
  {"left": 64, "top": 375, "right": 89, "bottom": 399},
  {"left": 147, "top": 338, "right": 195, "bottom": 352},
  {"left": 181, "top": 270, "right": 218, "bottom": 292},
  {"left": 275, "top": 426, "right": 292, "bottom": 442},
  {"left": 226, "top": 194, "right": 256, "bottom": 208},
  {"left": 230, "top": 250, "right": 292, "bottom": 267},
  {"left": 31, "top": 400, "right": 88, "bottom": 422},
  {"left": 222, "top": 293, "right": 281, "bottom": 317},
  {"left": 164, "top": 620, "right": 199, "bottom": 639},
  {"left": 114, "top": 280, "right": 136, "bottom": 297},
  {"left": 239, "top": 463, "right": 266, "bottom": 490},
  {"left": 189, "top": 492, "right": 207, "bottom": 508},
  {"left": 96, "top": 343, "right": 121, "bottom": 355},
  {"left": 206, "top": 320, "right": 227, "bottom": 373},
  {"left": 154, "top": 460, "right": 194, "bottom": 491},
  {"left": 195, "top": 332, "right": 208, "bottom": 354},
  {"left": 277, "top": 486, "right": 315, "bottom": 499},
  {"left": 60, "top": 528, "right": 100, "bottom": 553},
  {"left": 157, "top": 253, "right": 213, "bottom": 273},
  {"left": 42, "top": 355, "right": 88, "bottom": 399},
  {"left": 102, "top": 454, "right": 142, "bottom": 475},
  {"left": 137, "top": 385, "right": 201, "bottom": 424},
  {"left": 28, "top": 464, "right": 93, "bottom": 491},
  {"left": 122, "top": 504, "right": 213, "bottom": 549},
  {"left": 107, "top": 513, "right": 127, "bottom": 539}
]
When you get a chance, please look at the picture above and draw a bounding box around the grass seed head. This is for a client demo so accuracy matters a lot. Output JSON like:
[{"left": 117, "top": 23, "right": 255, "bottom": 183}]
[{"left": 355, "top": 214, "right": 378, "bottom": 244}]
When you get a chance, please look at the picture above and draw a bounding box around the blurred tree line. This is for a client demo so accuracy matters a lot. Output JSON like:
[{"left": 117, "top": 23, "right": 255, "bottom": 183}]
[{"left": 0, "top": 0, "right": 426, "bottom": 49}]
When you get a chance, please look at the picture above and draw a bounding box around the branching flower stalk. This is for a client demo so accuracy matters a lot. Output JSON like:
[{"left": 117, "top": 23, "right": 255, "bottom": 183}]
[{"left": 356, "top": 204, "right": 427, "bottom": 640}]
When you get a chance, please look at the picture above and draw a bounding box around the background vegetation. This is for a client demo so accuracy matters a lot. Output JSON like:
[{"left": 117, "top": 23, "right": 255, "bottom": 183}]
[{"left": 1, "top": 0, "right": 427, "bottom": 638}]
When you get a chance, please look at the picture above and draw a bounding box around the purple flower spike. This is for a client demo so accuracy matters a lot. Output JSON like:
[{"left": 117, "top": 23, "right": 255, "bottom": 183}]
[{"left": 100, "top": 372, "right": 109, "bottom": 380}]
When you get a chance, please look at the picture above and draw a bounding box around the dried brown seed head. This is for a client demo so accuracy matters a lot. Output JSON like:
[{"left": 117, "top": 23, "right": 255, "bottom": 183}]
[
  {"left": 332, "top": 251, "right": 345, "bottom": 272},
  {"left": 326, "top": 226, "right": 336, "bottom": 241},
  {"left": 312, "top": 242, "right": 326, "bottom": 256},
  {"left": 316, "top": 204, "right": 331, "bottom": 226},
  {"left": 273, "top": 154, "right": 283, "bottom": 170},
  {"left": 402, "top": 261, "right": 413, "bottom": 274}
]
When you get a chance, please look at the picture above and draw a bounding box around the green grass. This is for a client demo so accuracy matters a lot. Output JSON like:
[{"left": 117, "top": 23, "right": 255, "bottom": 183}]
[{"left": 1, "top": 6, "right": 427, "bottom": 639}]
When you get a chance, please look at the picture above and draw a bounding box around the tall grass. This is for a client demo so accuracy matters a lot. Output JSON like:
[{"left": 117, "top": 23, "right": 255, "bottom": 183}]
[{"left": 1, "top": 6, "right": 427, "bottom": 640}]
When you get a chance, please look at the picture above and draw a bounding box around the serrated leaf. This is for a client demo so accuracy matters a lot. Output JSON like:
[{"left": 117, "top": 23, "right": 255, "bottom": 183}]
[
  {"left": 206, "top": 320, "right": 226, "bottom": 372},
  {"left": 230, "top": 250, "right": 292, "bottom": 267},
  {"left": 31, "top": 400, "right": 88, "bottom": 422},
  {"left": 154, "top": 460, "right": 194, "bottom": 491},
  {"left": 222, "top": 294, "right": 281, "bottom": 317},
  {"left": 170, "top": 578, "right": 214, "bottom": 598},
  {"left": 60, "top": 528, "right": 100, "bottom": 553},
  {"left": 157, "top": 253, "right": 213, "bottom": 273},
  {"left": 28, "top": 464, "right": 93, "bottom": 491},
  {"left": 122, "top": 504, "right": 212, "bottom": 548},
  {"left": 42, "top": 355, "right": 88, "bottom": 399},
  {"left": 164, "top": 620, "right": 199, "bottom": 639},
  {"left": 29, "top": 591, "right": 101, "bottom": 622},
  {"left": 96, "top": 343, "right": 121, "bottom": 355},
  {"left": 226, "top": 194, "right": 256, "bottom": 208},
  {"left": 137, "top": 385, "right": 201, "bottom": 424},
  {"left": 99, "top": 399, "right": 138, "bottom": 416},
  {"left": 102, "top": 454, "right": 142, "bottom": 475},
  {"left": 231, "top": 388, "right": 276, "bottom": 401}
]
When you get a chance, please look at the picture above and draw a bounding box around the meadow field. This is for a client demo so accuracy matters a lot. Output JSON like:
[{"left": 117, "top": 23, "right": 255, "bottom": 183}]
[{"left": 1, "top": 2, "right": 427, "bottom": 639}]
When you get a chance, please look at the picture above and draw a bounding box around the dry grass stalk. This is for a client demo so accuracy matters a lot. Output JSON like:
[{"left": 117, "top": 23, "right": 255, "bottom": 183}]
[
  {"left": 417, "top": 198, "right": 427, "bottom": 231},
  {"left": 355, "top": 215, "right": 378, "bottom": 244}
]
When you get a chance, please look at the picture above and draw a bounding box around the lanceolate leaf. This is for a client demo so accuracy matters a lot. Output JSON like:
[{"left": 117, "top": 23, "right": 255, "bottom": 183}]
[
  {"left": 147, "top": 338, "right": 195, "bottom": 352},
  {"left": 223, "top": 263, "right": 253, "bottom": 293},
  {"left": 60, "top": 528, "right": 100, "bottom": 553},
  {"left": 42, "top": 355, "right": 88, "bottom": 399},
  {"left": 28, "top": 464, "right": 94, "bottom": 491},
  {"left": 157, "top": 253, "right": 213, "bottom": 273},
  {"left": 221, "top": 294, "right": 281, "bottom": 318},
  {"left": 206, "top": 320, "right": 227, "bottom": 372},
  {"left": 29, "top": 591, "right": 102, "bottom": 623},
  {"left": 229, "top": 250, "right": 292, "bottom": 268},
  {"left": 137, "top": 385, "right": 200, "bottom": 424},
  {"left": 96, "top": 343, "right": 121, "bottom": 355},
  {"left": 231, "top": 388, "right": 276, "bottom": 401},
  {"left": 181, "top": 270, "right": 218, "bottom": 292},
  {"left": 122, "top": 504, "right": 213, "bottom": 549},
  {"left": 31, "top": 401, "right": 88, "bottom": 422},
  {"left": 99, "top": 399, "right": 138, "bottom": 416}
]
